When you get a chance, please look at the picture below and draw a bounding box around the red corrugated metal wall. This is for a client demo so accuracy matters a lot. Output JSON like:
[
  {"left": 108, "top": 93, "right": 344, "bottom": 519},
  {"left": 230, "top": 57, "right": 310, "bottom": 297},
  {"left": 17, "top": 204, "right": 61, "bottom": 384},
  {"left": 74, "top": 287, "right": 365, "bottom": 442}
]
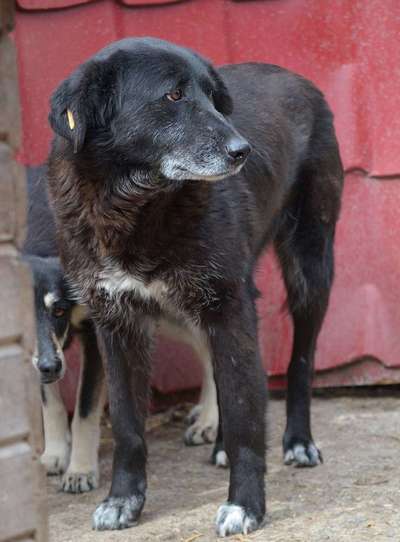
[{"left": 14, "top": 0, "right": 400, "bottom": 406}]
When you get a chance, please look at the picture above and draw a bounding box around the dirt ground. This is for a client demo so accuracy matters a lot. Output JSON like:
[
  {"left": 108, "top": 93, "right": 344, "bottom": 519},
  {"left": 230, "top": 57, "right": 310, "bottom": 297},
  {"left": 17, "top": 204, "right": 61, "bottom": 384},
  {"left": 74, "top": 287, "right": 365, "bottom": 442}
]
[{"left": 47, "top": 394, "right": 400, "bottom": 542}]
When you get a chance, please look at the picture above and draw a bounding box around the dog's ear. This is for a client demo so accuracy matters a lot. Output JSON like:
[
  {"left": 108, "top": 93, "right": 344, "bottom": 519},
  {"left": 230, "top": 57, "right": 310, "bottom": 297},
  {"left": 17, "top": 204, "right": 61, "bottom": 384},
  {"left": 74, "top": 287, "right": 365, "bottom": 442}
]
[
  {"left": 49, "top": 62, "right": 116, "bottom": 153},
  {"left": 209, "top": 67, "right": 233, "bottom": 116},
  {"left": 48, "top": 71, "right": 89, "bottom": 153}
]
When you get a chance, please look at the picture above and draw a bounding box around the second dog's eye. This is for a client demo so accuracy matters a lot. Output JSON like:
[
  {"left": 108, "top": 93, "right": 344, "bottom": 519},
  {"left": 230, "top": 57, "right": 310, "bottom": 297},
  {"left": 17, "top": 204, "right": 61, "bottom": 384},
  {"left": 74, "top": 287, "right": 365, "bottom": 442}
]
[
  {"left": 166, "top": 89, "right": 183, "bottom": 102},
  {"left": 53, "top": 307, "right": 65, "bottom": 318}
]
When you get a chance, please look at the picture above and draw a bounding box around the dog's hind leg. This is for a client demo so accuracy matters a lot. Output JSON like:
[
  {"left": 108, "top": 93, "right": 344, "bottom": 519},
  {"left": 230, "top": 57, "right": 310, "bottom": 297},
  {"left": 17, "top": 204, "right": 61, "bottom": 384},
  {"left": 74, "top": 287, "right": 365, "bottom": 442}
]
[
  {"left": 275, "top": 149, "right": 342, "bottom": 467},
  {"left": 92, "top": 318, "right": 153, "bottom": 531},
  {"left": 159, "top": 318, "right": 218, "bottom": 445},
  {"left": 62, "top": 320, "right": 106, "bottom": 493},
  {"left": 41, "top": 382, "right": 70, "bottom": 474},
  {"left": 210, "top": 399, "right": 229, "bottom": 469}
]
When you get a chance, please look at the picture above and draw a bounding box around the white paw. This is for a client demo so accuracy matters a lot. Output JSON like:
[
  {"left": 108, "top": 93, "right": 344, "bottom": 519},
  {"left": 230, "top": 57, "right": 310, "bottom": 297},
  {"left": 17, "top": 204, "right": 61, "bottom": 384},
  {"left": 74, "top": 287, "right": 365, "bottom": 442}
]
[
  {"left": 184, "top": 421, "right": 217, "bottom": 445},
  {"left": 186, "top": 404, "right": 202, "bottom": 426},
  {"left": 215, "top": 504, "right": 259, "bottom": 537},
  {"left": 62, "top": 470, "right": 99, "bottom": 493},
  {"left": 184, "top": 401, "right": 218, "bottom": 446},
  {"left": 284, "top": 441, "right": 322, "bottom": 467},
  {"left": 215, "top": 450, "right": 229, "bottom": 469},
  {"left": 41, "top": 448, "right": 69, "bottom": 475},
  {"left": 92, "top": 496, "right": 144, "bottom": 530}
]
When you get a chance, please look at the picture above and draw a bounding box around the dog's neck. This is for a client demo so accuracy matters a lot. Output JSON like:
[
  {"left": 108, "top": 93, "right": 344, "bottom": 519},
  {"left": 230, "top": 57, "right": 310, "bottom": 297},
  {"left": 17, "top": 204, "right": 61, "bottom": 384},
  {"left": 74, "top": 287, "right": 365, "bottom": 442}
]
[
  {"left": 81, "top": 171, "right": 164, "bottom": 257},
  {"left": 50, "top": 155, "right": 210, "bottom": 263}
]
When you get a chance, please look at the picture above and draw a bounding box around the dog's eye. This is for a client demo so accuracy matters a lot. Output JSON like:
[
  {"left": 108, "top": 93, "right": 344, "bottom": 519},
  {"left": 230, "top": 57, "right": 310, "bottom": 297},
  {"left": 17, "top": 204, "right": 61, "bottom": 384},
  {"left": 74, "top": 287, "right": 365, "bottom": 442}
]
[
  {"left": 53, "top": 307, "right": 66, "bottom": 318},
  {"left": 166, "top": 89, "right": 183, "bottom": 102}
]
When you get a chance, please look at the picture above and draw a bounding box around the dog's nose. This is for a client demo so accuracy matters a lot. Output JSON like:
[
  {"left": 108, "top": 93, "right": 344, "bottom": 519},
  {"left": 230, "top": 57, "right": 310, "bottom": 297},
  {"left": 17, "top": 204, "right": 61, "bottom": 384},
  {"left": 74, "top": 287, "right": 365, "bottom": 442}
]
[
  {"left": 38, "top": 357, "right": 63, "bottom": 382},
  {"left": 225, "top": 137, "right": 251, "bottom": 164}
]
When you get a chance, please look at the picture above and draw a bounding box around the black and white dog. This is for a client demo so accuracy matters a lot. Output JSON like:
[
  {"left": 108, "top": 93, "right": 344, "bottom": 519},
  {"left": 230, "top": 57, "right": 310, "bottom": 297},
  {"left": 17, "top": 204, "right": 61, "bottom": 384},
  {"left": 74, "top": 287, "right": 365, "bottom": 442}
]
[
  {"left": 23, "top": 167, "right": 106, "bottom": 492},
  {"left": 47, "top": 38, "right": 343, "bottom": 536},
  {"left": 23, "top": 166, "right": 219, "bottom": 490}
]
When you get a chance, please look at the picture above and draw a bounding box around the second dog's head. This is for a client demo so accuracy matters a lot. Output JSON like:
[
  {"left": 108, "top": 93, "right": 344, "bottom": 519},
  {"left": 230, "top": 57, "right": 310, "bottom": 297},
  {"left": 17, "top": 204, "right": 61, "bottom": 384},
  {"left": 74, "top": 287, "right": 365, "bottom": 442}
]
[
  {"left": 25, "top": 256, "right": 73, "bottom": 384},
  {"left": 49, "top": 38, "right": 250, "bottom": 189}
]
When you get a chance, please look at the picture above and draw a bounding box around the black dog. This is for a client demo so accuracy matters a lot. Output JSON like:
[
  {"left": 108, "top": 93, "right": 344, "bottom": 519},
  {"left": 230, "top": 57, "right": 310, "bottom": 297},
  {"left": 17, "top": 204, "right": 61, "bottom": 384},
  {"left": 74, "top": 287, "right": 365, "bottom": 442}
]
[
  {"left": 47, "top": 38, "right": 343, "bottom": 536},
  {"left": 23, "top": 166, "right": 217, "bottom": 489},
  {"left": 23, "top": 167, "right": 106, "bottom": 492}
]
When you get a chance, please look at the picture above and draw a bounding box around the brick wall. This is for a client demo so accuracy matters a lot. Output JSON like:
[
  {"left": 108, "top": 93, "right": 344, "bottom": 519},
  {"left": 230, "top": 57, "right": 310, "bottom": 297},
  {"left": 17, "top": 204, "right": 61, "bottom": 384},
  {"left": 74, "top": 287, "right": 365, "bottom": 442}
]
[{"left": 0, "top": 2, "right": 48, "bottom": 541}]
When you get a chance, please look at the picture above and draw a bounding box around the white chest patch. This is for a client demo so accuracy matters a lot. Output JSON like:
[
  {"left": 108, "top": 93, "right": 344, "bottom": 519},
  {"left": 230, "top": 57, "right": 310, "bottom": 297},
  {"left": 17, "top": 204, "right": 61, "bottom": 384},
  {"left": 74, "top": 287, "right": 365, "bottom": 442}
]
[{"left": 96, "top": 266, "right": 169, "bottom": 304}]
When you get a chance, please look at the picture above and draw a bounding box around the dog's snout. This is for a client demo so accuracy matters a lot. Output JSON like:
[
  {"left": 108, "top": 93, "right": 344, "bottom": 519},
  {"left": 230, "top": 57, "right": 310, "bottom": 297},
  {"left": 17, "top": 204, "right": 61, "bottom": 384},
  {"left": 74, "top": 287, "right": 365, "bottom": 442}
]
[
  {"left": 225, "top": 137, "right": 251, "bottom": 164},
  {"left": 38, "top": 357, "right": 63, "bottom": 382}
]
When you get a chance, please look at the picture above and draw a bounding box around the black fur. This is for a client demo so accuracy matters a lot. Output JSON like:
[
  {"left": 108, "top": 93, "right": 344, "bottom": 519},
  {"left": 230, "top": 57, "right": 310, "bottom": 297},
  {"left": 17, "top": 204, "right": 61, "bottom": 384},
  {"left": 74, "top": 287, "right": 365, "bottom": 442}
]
[
  {"left": 47, "top": 38, "right": 343, "bottom": 535},
  {"left": 78, "top": 319, "right": 104, "bottom": 419}
]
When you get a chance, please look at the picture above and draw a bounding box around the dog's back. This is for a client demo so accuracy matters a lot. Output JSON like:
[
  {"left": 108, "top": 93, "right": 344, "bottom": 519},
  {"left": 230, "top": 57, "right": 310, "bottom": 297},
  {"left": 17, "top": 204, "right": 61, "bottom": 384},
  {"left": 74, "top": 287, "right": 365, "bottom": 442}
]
[
  {"left": 217, "top": 63, "right": 342, "bottom": 254},
  {"left": 23, "top": 164, "right": 58, "bottom": 258}
]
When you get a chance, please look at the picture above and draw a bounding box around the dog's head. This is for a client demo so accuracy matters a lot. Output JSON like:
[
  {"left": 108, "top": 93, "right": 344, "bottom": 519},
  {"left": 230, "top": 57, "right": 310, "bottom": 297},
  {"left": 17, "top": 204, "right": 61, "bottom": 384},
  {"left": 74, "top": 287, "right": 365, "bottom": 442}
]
[
  {"left": 24, "top": 256, "right": 74, "bottom": 383},
  {"left": 49, "top": 38, "right": 250, "bottom": 188}
]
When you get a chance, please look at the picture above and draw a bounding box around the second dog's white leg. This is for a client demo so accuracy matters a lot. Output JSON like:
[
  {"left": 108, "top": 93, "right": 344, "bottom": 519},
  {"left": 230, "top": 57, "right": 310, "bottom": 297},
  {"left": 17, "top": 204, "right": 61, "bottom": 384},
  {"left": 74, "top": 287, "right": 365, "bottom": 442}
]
[
  {"left": 62, "top": 381, "right": 106, "bottom": 493},
  {"left": 62, "top": 322, "right": 106, "bottom": 493},
  {"left": 184, "top": 344, "right": 219, "bottom": 445},
  {"left": 41, "top": 382, "right": 71, "bottom": 474},
  {"left": 159, "top": 319, "right": 219, "bottom": 445}
]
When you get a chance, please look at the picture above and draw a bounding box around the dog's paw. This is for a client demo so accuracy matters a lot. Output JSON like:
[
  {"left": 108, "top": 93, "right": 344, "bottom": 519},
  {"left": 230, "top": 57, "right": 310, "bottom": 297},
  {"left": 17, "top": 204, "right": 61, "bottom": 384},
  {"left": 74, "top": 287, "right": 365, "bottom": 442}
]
[
  {"left": 184, "top": 397, "right": 218, "bottom": 446},
  {"left": 185, "top": 404, "right": 202, "bottom": 426},
  {"left": 211, "top": 446, "right": 229, "bottom": 469},
  {"left": 284, "top": 439, "right": 322, "bottom": 467},
  {"left": 92, "top": 495, "right": 144, "bottom": 530},
  {"left": 184, "top": 421, "right": 217, "bottom": 445},
  {"left": 62, "top": 470, "right": 99, "bottom": 493},
  {"left": 215, "top": 504, "right": 260, "bottom": 537},
  {"left": 41, "top": 450, "right": 69, "bottom": 475},
  {"left": 214, "top": 450, "right": 229, "bottom": 469}
]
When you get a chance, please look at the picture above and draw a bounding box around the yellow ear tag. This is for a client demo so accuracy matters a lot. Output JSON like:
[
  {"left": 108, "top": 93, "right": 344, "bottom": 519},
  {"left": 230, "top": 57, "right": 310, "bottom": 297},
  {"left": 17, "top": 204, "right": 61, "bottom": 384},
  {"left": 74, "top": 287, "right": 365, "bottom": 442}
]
[{"left": 67, "top": 109, "right": 75, "bottom": 130}]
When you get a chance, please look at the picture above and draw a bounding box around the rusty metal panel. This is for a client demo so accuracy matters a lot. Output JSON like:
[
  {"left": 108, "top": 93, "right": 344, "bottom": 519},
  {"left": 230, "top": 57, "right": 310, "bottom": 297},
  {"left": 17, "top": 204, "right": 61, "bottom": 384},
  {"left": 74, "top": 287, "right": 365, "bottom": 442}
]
[
  {"left": 13, "top": 0, "right": 400, "bottom": 394},
  {"left": 17, "top": 0, "right": 94, "bottom": 10},
  {"left": 257, "top": 171, "right": 400, "bottom": 379},
  {"left": 17, "top": 0, "right": 184, "bottom": 9}
]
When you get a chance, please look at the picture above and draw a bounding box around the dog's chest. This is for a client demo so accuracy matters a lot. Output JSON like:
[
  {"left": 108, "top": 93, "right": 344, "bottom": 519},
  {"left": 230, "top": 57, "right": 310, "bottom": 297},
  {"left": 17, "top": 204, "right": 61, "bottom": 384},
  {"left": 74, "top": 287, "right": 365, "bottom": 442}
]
[
  {"left": 92, "top": 259, "right": 219, "bottom": 321},
  {"left": 96, "top": 265, "right": 169, "bottom": 306}
]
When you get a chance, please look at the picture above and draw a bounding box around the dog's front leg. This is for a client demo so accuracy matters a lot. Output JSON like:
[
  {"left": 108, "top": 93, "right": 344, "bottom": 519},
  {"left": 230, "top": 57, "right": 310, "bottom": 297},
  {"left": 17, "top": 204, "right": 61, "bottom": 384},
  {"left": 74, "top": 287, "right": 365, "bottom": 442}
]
[
  {"left": 41, "top": 382, "right": 70, "bottom": 474},
  {"left": 92, "top": 319, "right": 153, "bottom": 531},
  {"left": 208, "top": 291, "right": 267, "bottom": 537}
]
